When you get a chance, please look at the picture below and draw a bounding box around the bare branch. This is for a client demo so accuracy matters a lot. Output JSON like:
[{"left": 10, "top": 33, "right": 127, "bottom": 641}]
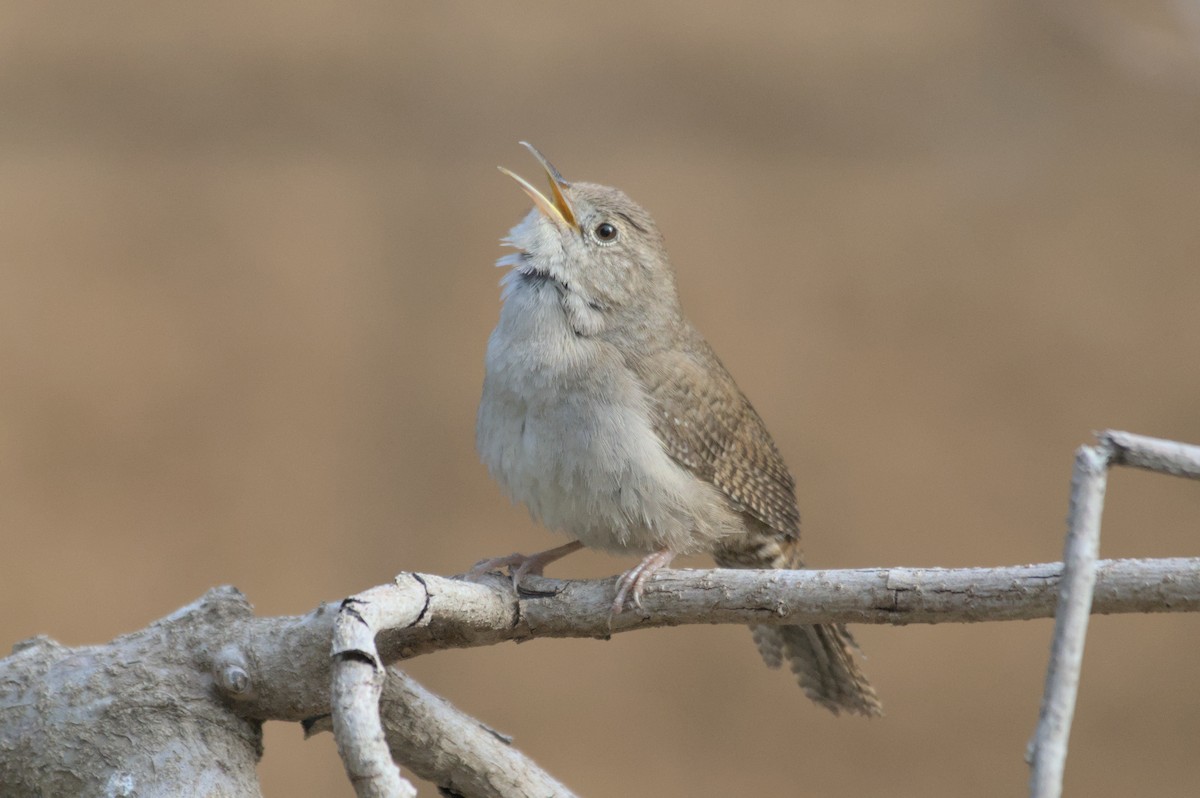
[
  {"left": 1101, "top": 429, "right": 1200, "bottom": 479},
  {"left": 331, "top": 587, "right": 423, "bottom": 797},
  {"left": 379, "top": 669, "right": 578, "bottom": 797},
  {"left": 6, "top": 430, "right": 1196, "bottom": 796},
  {"left": 5, "top": 558, "right": 1197, "bottom": 795},
  {"left": 364, "top": 558, "right": 1200, "bottom": 664},
  {"left": 1026, "top": 430, "right": 1200, "bottom": 798},
  {"left": 1028, "top": 445, "right": 1109, "bottom": 798},
  {"left": 0, "top": 589, "right": 265, "bottom": 797}
]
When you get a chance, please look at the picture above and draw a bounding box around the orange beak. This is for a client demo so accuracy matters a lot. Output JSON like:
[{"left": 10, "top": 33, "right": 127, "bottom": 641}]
[{"left": 498, "top": 142, "right": 579, "bottom": 231}]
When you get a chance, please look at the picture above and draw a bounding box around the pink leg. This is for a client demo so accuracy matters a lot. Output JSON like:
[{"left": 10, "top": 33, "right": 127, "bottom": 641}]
[
  {"left": 612, "top": 550, "right": 676, "bottom": 614},
  {"left": 468, "top": 540, "right": 585, "bottom": 589}
]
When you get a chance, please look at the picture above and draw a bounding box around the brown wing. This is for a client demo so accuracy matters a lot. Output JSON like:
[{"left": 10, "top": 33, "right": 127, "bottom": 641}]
[{"left": 633, "top": 329, "right": 801, "bottom": 541}]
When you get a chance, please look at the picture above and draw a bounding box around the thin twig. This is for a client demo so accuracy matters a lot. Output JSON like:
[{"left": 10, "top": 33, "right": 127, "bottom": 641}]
[
  {"left": 368, "top": 557, "right": 1200, "bottom": 664},
  {"left": 1100, "top": 429, "right": 1200, "bottom": 479},
  {"left": 1027, "top": 430, "right": 1200, "bottom": 797},
  {"left": 1027, "top": 444, "right": 1110, "bottom": 798}
]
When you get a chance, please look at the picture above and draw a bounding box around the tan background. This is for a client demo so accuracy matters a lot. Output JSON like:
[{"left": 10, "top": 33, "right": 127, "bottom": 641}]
[{"left": 3, "top": 2, "right": 1199, "bottom": 796}]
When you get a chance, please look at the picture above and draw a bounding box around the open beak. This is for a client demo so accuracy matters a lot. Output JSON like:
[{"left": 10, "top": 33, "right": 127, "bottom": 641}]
[{"left": 498, "top": 142, "right": 579, "bottom": 231}]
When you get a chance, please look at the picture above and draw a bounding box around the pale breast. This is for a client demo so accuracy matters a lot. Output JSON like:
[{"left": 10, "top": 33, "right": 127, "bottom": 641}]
[{"left": 476, "top": 284, "right": 740, "bottom": 555}]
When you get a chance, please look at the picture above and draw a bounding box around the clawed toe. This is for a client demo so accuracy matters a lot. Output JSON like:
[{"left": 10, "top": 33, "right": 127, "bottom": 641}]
[
  {"left": 611, "top": 550, "right": 676, "bottom": 614},
  {"left": 466, "top": 541, "right": 585, "bottom": 590},
  {"left": 468, "top": 553, "right": 527, "bottom": 584}
]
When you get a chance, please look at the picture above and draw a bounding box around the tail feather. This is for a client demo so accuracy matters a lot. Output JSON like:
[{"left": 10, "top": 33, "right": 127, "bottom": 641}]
[
  {"left": 751, "top": 624, "right": 785, "bottom": 669},
  {"left": 752, "top": 623, "right": 881, "bottom": 717},
  {"left": 717, "top": 535, "right": 881, "bottom": 716}
]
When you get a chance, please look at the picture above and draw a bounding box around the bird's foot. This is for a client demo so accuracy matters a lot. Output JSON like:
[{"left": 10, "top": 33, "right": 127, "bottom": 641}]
[
  {"left": 467, "top": 540, "right": 584, "bottom": 589},
  {"left": 611, "top": 550, "right": 676, "bottom": 614}
]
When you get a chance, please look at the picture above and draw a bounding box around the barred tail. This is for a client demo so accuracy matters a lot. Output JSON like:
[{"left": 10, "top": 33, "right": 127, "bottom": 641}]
[
  {"left": 716, "top": 533, "right": 882, "bottom": 717},
  {"left": 751, "top": 623, "right": 881, "bottom": 716}
]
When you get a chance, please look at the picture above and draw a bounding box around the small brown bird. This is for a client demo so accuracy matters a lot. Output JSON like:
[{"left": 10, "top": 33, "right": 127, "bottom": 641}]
[{"left": 474, "top": 143, "right": 880, "bottom": 716}]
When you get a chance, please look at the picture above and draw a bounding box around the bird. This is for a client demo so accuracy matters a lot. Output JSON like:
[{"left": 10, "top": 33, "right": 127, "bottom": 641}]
[{"left": 473, "top": 143, "right": 881, "bottom": 717}]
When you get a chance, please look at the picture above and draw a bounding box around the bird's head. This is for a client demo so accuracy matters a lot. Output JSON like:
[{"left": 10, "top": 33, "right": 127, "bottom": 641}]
[{"left": 496, "top": 143, "right": 682, "bottom": 339}]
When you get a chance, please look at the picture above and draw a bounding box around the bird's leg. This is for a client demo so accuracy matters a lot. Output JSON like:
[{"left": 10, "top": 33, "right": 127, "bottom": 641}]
[
  {"left": 468, "top": 540, "right": 585, "bottom": 589},
  {"left": 611, "top": 549, "right": 676, "bottom": 614}
]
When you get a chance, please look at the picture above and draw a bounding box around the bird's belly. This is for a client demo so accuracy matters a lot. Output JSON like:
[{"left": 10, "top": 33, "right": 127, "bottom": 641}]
[
  {"left": 477, "top": 336, "right": 735, "bottom": 556},
  {"left": 479, "top": 388, "right": 676, "bottom": 553}
]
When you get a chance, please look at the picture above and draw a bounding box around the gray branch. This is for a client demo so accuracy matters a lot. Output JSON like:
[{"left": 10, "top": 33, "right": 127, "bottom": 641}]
[
  {"left": 2, "top": 557, "right": 1197, "bottom": 795},
  {"left": 1027, "top": 446, "right": 1108, "bottom": 797},
  {"left": 1025, "top": 430, "right": 1200, "bottom": 798},
  {"left": 377, "top": 668, "right": 577, "bottom": 797},
  {"left": 331, "top": 587, "right": 419, "bottom": 798}
]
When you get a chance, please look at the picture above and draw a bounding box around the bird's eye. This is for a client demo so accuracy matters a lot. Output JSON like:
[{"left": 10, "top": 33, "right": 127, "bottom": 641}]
[{"left": 593, "top": 222, "right": 619, "bottom": 243}]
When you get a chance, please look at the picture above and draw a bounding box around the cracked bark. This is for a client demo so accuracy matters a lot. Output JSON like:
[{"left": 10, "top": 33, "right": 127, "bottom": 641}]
[{"left": 1, "top": 558, "right": 1197, "bottom": 796}]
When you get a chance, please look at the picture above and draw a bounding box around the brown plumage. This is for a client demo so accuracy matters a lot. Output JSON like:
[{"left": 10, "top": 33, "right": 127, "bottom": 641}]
[
  {"left": 477, "top": 143, "right": 880, "bottom": 717},
  {"left": 635, "top": 331, "right": 881, "bottom": 717}
]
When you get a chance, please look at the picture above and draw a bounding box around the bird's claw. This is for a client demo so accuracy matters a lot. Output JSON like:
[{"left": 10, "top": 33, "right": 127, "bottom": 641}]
[
  {"left": 610, "top": 550, "right": 676, "bottom": 615},
  {"left": 466, "top": 541, "right": 585, "bottom": 591}
]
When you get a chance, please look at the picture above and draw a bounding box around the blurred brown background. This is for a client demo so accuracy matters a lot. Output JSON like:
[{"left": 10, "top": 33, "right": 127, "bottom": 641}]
[{"left": 3, "top": 2, "right": 1199, "bottom": 795}]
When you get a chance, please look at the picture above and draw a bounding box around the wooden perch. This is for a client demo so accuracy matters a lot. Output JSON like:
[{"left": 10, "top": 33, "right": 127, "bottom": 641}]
[
  {"left": 2, "top": 557, "right": 1197, "bottom": 797},
  {"left": 1026, "top": 429, "right": 1200, "bottom": 798},
  {"left": 1, "top": 430, "right": 1197, "bottom": 797}
]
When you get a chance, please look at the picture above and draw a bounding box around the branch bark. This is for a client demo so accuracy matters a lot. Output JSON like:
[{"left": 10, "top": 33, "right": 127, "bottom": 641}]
[
  {"left": 374, "top": 557, "right": 1200, "bottom": 663},
  {"left": 2, "top": 558, "right": 1197, "bottom": 796},
  {"left": 377, "top": 668, "right": 578, "bottom": 797},
  {"left": 1026, "top": 430, "right": 1200, "bottom": 798},
  {"left": 331, "top": 588, "right": 423, "bottom": 797},
  {"left": 1027, "top": 446, "right": 1108, "bottom": 798},
  {"left": 0, "top": 590, "right": 264, "bottom": 798}
]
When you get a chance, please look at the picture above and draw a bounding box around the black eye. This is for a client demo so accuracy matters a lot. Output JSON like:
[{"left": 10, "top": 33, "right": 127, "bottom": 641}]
[{"left": 593, "top": 222, "right": 619, "bottom": 243}]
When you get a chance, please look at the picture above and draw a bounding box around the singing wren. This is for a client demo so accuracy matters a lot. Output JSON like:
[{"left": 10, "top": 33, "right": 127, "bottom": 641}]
[{"left": 475, "top": 143, "right": 880, "bottom": 716}]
